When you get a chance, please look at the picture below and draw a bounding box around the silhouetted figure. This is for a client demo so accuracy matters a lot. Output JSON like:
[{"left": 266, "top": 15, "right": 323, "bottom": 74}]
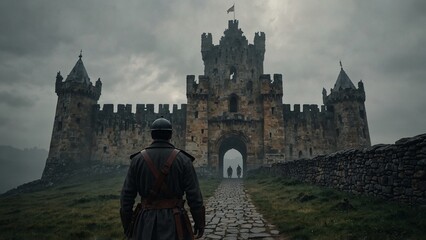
[
  {"left": 237, "top": 165, "right": 242, "bottom": 178},
  {"left": 227, "top": 166, "right": 233, "bottom": 178},
  {"left": 120, "top": 117, "right": 205, "bottom": 239}
]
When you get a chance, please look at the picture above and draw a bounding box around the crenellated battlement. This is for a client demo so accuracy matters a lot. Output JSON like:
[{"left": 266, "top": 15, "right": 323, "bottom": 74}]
[
  {"left": 323, "top": 80, "right": 366, "bottom": 105},
  {"left": 283, "top": 104, "right": 334, "bottom": 126},
  {"left": 94, "top": 103, "right": 187, "bottom": 131},
  {"left": 283, "top": 104, "right": 331, "bottom": 114},
  {"left": 254, "top": 31, "right": 265, "bottom": 51},
  {"left": 186, "top": 75, "right": 209, "bottom": 97},
  {"left": 55, "top": 72, "right": 101, "bottom": 101},
  {"left": 201, "top": 33, "right": 213, "bottom": 51},
  {"left": 260, "top": 74, "right": 283, "bottom": 96}
]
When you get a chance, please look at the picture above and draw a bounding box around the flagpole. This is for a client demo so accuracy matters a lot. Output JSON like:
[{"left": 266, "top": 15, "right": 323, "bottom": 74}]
[{"left": 234, "top": 3, "right": 235, "bottom": 20}]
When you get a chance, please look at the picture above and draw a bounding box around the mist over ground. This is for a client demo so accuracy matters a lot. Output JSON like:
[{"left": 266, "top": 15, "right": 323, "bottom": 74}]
[{"left": 0, "top": 146, "right": 47, "bottom": 193}]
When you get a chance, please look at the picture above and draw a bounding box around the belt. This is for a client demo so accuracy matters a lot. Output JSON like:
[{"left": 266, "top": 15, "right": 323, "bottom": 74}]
[
  {"left": 140, "top": 198, "right": 190, "bottom": 240},
  {"left": 141, "top": 198, "right": 184, "bottom": 210}
]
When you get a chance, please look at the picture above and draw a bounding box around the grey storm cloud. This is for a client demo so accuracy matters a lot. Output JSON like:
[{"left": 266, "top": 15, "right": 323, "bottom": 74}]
[
  {"left": 0, "top": 90, "right": 33, "bottom": 108},
  {"left": 0, "top": 0, "right": 425, "bottom": 150}
]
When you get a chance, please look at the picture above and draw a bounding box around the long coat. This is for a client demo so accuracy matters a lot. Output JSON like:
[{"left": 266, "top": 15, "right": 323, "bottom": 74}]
[{"left": 120, "top": 140, "right": 204, "bottom": 240}]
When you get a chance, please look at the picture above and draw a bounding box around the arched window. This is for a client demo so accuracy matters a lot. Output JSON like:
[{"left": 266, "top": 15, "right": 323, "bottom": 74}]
[
  {"left": 230, "top": 66, "right": 237, "bottom": 81},
  {"left": 229, "top": 94, "right": 238, "bottom": 112},
  {"left": 298, "top": 151, "right": 303, "bottom": 158}
]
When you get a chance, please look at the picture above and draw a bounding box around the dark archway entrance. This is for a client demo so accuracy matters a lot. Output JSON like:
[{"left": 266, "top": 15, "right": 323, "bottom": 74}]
[{"left": 218, "top": 135, "right": 247, "bottom": 178}]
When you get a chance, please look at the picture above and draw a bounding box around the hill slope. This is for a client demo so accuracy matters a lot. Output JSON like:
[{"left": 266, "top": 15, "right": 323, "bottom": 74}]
[{"left": 0, "top": 170, "right": 219, "bottom": 240}]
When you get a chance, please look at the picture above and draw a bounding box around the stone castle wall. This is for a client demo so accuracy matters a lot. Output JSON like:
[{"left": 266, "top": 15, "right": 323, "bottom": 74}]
[
  {"left": 252, "top": 134, "right": 426, "bottom": 204},
  {"left": 282, "top": 104, "right": 336, "bottom": 161},
  {"left": 90, "top": 103, "right": 187, "bottom": 164}
]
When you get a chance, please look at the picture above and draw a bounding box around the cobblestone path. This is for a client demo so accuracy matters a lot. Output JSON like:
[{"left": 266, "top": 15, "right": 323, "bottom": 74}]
[{"left": 200, "top": 179, "right": 281, "bottom": 240}]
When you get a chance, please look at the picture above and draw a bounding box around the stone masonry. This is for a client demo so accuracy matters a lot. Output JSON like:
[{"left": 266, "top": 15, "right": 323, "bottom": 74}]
[
  {"left": 252, "top": 133, "right": 426, "bottom": 205},
  {"left": 43, "top": 20, "right": 370, "bottom": 180},
  {"left": 200, "top": 179, "right": 280, "bottom": 240}
]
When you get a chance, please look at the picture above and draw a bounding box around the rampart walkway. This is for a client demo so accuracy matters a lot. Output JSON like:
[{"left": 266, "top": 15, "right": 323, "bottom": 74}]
[{"left": 200, "top": 179, "right": 281, "bottom": 240}]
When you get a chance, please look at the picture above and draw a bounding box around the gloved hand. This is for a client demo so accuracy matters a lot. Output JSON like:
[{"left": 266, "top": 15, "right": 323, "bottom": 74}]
[{"left": 191, "top": 206, "right": 205, "bottom": 239}]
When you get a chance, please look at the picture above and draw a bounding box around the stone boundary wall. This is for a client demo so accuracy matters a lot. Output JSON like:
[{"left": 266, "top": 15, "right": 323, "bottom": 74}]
[{"left": 252, "top": 133, "right": 426, "bottom": 205}]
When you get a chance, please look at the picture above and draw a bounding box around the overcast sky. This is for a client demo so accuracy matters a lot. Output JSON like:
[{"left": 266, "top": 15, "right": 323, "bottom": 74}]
[{"left": 1, "top": 0, "right": 425, "bottom": 150}]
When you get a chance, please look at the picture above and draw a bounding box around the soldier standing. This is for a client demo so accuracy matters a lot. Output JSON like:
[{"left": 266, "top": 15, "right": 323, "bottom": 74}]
[
  {"left": 237, "top": 165, "right": 242, "bottom": 178},
  {"left": 120, "top": 117, "right": 205, "bottom": 239},
  {"left": 227, "top": 166, "right": 233, "bottom": 178}
]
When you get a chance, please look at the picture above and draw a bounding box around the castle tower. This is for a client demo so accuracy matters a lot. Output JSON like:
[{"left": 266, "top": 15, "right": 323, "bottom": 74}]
[
  {"left": 42, "top": 52, "right": 101, "bottom": 179},
  {"left": 187, "top": 19, "right": 284, "bottom": 174},
  {"left": 323, "top": 63, "right": 371, "bottom": 150}
]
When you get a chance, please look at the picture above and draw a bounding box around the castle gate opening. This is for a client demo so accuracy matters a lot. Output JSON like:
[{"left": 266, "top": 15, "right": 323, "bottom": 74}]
[{"left": 218, "top": 135, "right": 247, "bottom": 178}]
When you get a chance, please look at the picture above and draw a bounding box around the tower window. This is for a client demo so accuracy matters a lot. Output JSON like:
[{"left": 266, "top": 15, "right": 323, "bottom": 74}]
[
  {"left": 271, "top": 107, "right": 275, "bottom": 115},
  {"left": 269, "top": 132, "right": 272, "bottom": 139},
  {"left": 289, "top": 145, "right": 293, "bottom": 157},
  {"left": 103, "top": 146, "right": 107, "bottom": 153},
  {"left": 201, "top": 129, "right": 204, "bottom": 134},
  {"left": 299, "top": 151, "right": 303, "bottom": 158},
  {"left": 230, "top": 66, "right": 237, "bottom": 81},
  {"left": 229, "top": 94, "right": 238, "bottom": 112}
]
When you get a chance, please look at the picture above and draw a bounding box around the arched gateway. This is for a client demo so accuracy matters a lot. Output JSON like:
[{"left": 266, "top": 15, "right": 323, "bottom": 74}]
[{"left": 216, "top": 132, "right": 248, "bottom": 178}]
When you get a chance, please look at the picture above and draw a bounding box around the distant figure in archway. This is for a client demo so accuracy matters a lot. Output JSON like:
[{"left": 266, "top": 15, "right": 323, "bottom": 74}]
[
  {"left": 227, "top": 166, "right": 233, "bottom": 178},
  {"left": 237, "top": 165, "right": 242, "bottom": 178}
]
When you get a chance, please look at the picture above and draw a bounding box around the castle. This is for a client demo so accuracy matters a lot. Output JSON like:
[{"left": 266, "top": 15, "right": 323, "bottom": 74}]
[{"left": 42, "top": 20, "right": 371, "bottom": 179}]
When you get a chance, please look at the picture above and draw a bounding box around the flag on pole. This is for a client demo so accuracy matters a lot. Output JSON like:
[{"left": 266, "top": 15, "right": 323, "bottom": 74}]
[{"left": 227, "top": 5, "right": 235, "bottom": 14}]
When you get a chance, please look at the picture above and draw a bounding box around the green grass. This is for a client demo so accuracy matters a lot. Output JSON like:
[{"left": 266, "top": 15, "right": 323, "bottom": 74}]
[
  {"left": 245, "top": 174, "right": 426, "bottom": 240},
  {"left": 0, "top": 173, "right": 220, "bottom": 240}
]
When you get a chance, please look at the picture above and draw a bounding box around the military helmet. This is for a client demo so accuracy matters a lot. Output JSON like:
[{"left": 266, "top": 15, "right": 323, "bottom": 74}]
[{"left": 151, "top": 117, "right": 172, "bottom": 131}]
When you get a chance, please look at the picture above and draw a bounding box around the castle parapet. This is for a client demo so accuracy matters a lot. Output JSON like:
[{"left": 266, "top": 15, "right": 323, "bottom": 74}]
[
  {"left": 186, "top": 75, "right": 209, "bottom": 98},
  {"left": 283, "top": 104, "right": 332, "bottom": 122},
  {"left": 324, "top": 80, "right": 366, "bottom": 104},
  {"left": 55, "top": 73, "right": 101, "bottom": 101},
  {"left": 254, "top": 31, "right": 265, "bottom": 52},
  {"left": 95, "top": 103, "right": 187, "bottom": 131},
  {"left": 260, "top": 74, "right": 283, "bottom": 97}
]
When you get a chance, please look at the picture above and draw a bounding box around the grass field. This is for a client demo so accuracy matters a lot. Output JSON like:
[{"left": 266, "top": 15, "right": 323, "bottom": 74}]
[
  {"left": 3, "top": 171, "right": 424, "bottom": 240},
  {"left": 0, "top": 172, "right": 220, "bottom": 240},
  {"left": 245, "top": 174, "right": 426, "bottom": 240}
]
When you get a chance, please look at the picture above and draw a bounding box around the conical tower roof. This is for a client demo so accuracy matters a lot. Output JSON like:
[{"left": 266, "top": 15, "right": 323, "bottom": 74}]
[
  {"left": 333, "top": 62, "right": 356, "bottom": 91},
  {"left": 65, "top": 51, "right": 90, "bottom": 84}
]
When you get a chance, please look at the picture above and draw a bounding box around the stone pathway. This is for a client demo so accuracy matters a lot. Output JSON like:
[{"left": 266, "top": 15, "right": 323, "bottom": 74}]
[{"left": 200, "top": 179, "right": 281, "bottom": 240}]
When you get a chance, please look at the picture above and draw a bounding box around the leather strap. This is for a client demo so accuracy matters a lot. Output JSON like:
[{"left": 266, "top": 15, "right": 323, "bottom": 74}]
[
  {"left": 141, "top": 149, "right": 180, "bottom": 203},
  {"left": 141, "top": 149, "right": 187, "bottom": 240},
  {"left": 173, "top": 208, "right": 184, "bottom": 240}
]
